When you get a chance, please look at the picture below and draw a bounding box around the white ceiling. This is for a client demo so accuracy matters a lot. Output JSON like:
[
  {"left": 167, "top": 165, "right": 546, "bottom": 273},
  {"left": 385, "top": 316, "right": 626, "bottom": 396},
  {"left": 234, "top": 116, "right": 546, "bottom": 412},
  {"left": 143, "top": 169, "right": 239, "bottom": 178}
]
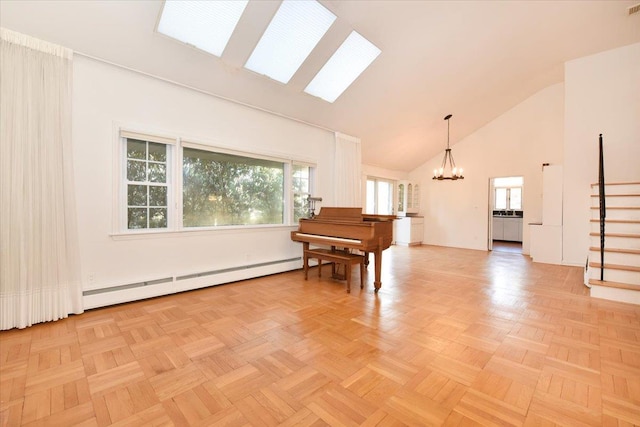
[{"left": 2, "top": 0, "right": 639, "bottom": 172}]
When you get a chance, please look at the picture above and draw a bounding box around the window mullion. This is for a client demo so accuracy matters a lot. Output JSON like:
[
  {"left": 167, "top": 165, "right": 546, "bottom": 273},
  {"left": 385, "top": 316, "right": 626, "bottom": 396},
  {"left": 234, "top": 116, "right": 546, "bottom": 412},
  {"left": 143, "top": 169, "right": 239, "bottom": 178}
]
[
  {"left": 175, "top": 138, "right": 183, "bottom": 230},
  {"left": 145, "top": 142, "right": 150, "bottom": 228},
  {"left": 119, "top": 137, "right": 127, "bottom": 232}
]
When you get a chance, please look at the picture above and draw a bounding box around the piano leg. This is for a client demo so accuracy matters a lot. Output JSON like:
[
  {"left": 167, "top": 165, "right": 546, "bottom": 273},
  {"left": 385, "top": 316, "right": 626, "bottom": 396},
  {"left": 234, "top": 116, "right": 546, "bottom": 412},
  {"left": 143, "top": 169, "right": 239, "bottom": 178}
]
[
  {"left": 303, "top": 242, "right": 310, "bottom": 280},
  {"left": 331, "top": 246, "right": 337, "bottom": 278},
  {"left": 373, "top": 249, "right": 382, "bottom": 292}
]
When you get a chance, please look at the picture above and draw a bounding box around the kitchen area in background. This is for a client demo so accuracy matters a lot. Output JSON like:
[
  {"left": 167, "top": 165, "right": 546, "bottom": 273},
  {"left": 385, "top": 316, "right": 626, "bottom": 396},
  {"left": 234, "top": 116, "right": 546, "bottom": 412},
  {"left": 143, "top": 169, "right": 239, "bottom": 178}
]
[{"left": 491, "top": 176, "right": 524, "bottom": 253}]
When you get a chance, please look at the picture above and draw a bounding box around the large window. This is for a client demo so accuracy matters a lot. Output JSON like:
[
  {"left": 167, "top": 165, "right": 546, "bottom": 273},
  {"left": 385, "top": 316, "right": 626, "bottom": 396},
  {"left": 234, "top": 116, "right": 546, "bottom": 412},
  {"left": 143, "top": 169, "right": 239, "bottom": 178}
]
[
  {"left": 182, "top": 147, "right": 284, "bottom": 227},
  {"left": 120, "top": 131, "right": 313, "bottom": 232}
]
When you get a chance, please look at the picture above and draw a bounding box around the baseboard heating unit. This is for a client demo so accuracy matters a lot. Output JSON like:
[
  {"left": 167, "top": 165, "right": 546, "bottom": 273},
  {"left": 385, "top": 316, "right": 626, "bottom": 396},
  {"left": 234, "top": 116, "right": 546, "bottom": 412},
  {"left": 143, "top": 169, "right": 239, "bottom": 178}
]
[{"left": 83, "top": 257, "right": 301, "bottom": 309}]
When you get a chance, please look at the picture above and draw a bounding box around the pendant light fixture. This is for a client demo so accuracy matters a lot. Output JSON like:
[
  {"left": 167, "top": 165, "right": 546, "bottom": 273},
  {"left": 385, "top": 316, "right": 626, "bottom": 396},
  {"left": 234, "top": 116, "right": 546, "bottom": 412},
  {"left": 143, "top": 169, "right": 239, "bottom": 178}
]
[{"left": 433, "top": 114, "right": 464, "bottom": 180}]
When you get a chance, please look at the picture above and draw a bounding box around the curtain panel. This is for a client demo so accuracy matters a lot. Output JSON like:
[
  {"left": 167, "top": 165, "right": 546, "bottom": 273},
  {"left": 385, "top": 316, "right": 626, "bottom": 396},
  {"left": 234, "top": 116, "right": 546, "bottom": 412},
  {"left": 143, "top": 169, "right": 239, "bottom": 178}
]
[
  {"left": 334, "top": 132, "right": 362, "bottom": 207},
  {"left": 0, "top": 28, "right": 82, "bottom": 329}
]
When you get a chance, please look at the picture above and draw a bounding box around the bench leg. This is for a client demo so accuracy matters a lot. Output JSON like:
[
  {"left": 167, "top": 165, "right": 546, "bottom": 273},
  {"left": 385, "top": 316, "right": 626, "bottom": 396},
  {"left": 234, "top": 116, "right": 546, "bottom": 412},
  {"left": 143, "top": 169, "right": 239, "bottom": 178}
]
[
  {"left": 346, "top": 263, "right": 351, "bottom": 293},
  {"left": 303, "top": 251, "right": 365, "bottom": 293}
]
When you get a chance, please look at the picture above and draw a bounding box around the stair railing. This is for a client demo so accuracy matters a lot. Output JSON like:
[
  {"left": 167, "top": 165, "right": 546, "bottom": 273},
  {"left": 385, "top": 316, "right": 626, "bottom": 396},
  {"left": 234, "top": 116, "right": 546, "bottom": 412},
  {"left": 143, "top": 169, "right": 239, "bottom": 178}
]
[{"left": 598, "top": 134, "right": 605, "bottom": 281}]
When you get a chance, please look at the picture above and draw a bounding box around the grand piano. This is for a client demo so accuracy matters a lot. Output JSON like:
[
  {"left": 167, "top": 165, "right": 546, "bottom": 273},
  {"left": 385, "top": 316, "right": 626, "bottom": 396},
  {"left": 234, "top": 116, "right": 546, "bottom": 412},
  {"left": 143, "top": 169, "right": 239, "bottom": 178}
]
[{"left": 291, "top": 207, "right": 395, "bottom": 292}]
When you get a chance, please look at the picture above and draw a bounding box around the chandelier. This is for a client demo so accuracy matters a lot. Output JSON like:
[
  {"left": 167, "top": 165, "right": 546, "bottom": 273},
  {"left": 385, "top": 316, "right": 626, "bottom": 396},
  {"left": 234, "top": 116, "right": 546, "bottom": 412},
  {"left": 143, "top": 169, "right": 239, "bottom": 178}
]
[{"left": 433, "top": 114, "right": 464, "bottom": 180}]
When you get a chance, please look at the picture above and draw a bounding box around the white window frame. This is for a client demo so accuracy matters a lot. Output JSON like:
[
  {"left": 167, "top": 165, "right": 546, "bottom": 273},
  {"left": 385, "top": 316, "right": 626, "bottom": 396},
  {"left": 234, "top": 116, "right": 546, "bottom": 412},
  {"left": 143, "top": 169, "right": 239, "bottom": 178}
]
[
  {"left": 114, "top": 128, "right": 316, "bottom": 236},
  {"left": 116, "top": 129, "right": 177, "bottom": 234},
  {"left": 180, "top": 141, "right": 289, "bottom": 228},
  {"left": 291, "top": 162, "right": 316, "bottom": 223},
  {"left": 365, "top": 176, "right": 394, "bottom": 215},
  {"left": 494, "top": 186, "right": 522, "bottom": 210}
]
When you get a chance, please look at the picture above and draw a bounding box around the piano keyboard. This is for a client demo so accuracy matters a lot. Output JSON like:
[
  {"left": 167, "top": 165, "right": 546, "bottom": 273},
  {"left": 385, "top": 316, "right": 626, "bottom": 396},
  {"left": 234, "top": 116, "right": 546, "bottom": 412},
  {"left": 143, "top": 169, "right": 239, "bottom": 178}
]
[{"left": 293, "top": 233, "right": 362, "bottom": 245}]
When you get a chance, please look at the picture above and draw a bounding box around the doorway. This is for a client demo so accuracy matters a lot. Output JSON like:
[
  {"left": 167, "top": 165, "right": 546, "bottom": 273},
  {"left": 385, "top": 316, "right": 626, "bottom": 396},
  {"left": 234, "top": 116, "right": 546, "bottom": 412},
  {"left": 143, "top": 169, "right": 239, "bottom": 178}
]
[{"left": 488, "top": 176, "right": 524, "bottom": 253}]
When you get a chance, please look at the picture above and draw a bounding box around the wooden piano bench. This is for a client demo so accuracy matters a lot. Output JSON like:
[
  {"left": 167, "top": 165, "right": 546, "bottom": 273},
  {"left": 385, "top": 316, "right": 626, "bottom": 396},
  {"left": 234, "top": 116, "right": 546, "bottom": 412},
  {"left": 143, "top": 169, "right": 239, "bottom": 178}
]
[{"left": 303, "top": 248, "right": 365, "bottom": 292}]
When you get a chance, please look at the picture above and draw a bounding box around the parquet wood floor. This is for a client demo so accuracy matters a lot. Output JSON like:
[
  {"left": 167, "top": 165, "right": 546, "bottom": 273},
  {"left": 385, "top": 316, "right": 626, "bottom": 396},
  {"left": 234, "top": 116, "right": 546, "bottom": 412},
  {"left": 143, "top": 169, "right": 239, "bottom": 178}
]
[{"left": 1, "top": 245, "right": 639, "bottom": 426}]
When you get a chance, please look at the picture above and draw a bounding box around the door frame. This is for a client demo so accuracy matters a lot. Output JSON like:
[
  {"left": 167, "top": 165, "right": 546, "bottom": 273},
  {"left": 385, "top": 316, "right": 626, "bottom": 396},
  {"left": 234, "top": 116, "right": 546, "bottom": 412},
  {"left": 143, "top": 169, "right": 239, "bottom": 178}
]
[
  {"left": 488, "top": 178, "right": 495, "bottom": 251},
  {"left": 488, "top": 175, "right": 525, "bottom": 252}
]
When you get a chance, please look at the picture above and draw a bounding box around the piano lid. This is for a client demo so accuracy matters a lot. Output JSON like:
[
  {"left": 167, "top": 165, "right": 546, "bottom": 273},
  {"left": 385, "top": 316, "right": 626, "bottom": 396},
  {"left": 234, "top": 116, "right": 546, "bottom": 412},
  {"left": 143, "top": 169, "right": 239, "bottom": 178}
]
[
  {"left": 314, "top": 207, "right": 362, "bottom": 222},
  {"left": 306, "top": 207, "right": 395, "bottom": 223}
]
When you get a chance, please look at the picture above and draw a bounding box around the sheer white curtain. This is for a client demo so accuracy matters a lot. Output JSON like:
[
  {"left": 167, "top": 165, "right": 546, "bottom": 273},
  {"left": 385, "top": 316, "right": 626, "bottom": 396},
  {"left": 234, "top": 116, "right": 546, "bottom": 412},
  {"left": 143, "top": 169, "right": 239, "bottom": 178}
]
[
  {"left": 334, "top": 132, "right": 362, "bottom": 207},
  {"left": 0, "top": 28, "right": 82, "bottom": 330}
]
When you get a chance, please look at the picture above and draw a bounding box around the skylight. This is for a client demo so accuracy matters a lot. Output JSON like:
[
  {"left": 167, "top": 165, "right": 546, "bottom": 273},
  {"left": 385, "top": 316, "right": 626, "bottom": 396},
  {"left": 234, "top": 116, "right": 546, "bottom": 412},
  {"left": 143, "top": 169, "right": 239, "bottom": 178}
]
[
  {"left": 244, "top": 0, "right": 336, "bottom": 84},
  {"left": 157, "top": 0, "right": 249, "bottom": 57},
  {"left": 304, "top": 31, "right": 381, "bottom": 103}
]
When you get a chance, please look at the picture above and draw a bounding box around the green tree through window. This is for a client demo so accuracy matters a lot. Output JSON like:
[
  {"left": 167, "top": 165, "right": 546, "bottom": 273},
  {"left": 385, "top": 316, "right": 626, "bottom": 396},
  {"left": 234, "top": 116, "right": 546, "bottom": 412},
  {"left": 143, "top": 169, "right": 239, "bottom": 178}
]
[
  {"left": 292, "top": 164, "right": 312, "bottom": 222},
  {"left": 183, "top": 148, "right": 284, "bottom": 227}
]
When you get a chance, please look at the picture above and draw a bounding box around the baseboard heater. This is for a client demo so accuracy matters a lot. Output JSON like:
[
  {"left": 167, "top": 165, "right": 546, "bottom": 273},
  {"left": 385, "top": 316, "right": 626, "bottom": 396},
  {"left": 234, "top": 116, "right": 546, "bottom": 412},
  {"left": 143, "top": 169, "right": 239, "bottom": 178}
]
[
  {"left": 82, "top": 257, "right": 302, "bottom": 309},
  {"left": 83, "top": 276, "right": 174, "bottom": 296},
  {"left": 175, "top": 257, "right": 300, "bottom": 281}
]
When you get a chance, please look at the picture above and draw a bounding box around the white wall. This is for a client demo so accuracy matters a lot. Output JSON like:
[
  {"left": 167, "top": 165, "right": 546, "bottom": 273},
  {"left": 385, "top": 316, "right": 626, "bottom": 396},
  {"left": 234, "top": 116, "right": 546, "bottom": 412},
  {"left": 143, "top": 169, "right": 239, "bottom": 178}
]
[
  {"left": 360, "top": 164, "right": 409, "bottom": 209},
  {"left": 61, "top": 42, "right": 640, "bottom": 307},
  {"left": 72, "top": 56, "right": 336, "bottom": 306},
  {"left": 563, "top": 42, "right": 640, "bottom": 265},
  {"left": 412, "top": 83, "right": 565, "bottom": 254},
  {"left": 362, "top": 164, "right": 408, "bottom": 182}
]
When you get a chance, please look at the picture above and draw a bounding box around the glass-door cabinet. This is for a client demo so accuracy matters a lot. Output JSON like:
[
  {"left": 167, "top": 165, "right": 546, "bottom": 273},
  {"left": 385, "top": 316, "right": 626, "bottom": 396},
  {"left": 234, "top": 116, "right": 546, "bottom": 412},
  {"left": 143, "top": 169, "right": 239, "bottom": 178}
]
[{"left": 397, "top": 180, "right": 419, "bottom": 216}]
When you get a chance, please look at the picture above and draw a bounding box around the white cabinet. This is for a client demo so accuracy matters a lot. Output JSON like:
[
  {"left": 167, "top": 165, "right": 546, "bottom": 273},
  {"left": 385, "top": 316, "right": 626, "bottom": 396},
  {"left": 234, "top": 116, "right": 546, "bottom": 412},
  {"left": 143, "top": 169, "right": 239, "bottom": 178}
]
[
  {"left": 493, "top": 217, "right": 522, "bottom": 242},
  {"left": 395, "top": 180, "right": 423, "bottom": 245},
  {"left": 394, "top": 216, "right": 423, "bottom": 246},
  {"left": 492, "top": 217, "right": 504, "bottom": 240},
  {"left": 530, "top": 164, "right": 563, "bottom": 264},
  {"left": 397, "top": 181, "right": 420, "bottom": 216},
  {"left": 530, "top": 224, "right": 562, "bottom": 264},
  {"left": 503, "top": 217, "right": 522, "bottom": 241},
  {"left": 542, "top": 165, "right": 563, "bottom": 226},
  {"left": 519, "top": 219, "right": 523, "bottom": 241},
  {"left": 410, "top": 218, "right": 424, "bottom": 244}
]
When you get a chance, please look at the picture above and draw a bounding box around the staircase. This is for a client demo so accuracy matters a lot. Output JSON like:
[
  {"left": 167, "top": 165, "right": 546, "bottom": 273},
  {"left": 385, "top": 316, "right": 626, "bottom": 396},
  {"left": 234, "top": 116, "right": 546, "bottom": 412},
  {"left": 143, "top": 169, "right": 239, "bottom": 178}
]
[{"left": 588, "top": 181, "right": 640, "bottom": 304}]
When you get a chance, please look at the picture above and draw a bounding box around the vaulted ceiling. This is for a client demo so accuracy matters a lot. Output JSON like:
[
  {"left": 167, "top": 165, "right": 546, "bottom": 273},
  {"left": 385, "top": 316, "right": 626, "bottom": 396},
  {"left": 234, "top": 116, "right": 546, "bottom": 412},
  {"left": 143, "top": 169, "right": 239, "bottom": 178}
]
[{"left": 1, "top": 0, "right": 639, "bottom": 171}]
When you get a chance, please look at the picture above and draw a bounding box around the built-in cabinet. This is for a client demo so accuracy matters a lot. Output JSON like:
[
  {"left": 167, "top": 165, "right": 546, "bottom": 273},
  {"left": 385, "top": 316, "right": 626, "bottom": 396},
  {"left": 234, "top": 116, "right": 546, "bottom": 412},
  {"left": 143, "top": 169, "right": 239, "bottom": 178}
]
[
  {"left": 395, "top": 180, "right": 422, "bottom": 246},
  {"left": 493, "top": 217, "right": 523, "bottom": 242},
  {"left": 397, "top": 181, "right": 419, "bottom": 216},
  {"left": 394, "top": 216, "right": 424, "bottom": 246},
  {"left": 530, "top": 164, "right": 563, "bottom": 264},
  {"left": 542, "top": 165, "right": 563, "bottom": 226},
  {"left": 492, "top": 217, "right": 502, "bottom": 240}
]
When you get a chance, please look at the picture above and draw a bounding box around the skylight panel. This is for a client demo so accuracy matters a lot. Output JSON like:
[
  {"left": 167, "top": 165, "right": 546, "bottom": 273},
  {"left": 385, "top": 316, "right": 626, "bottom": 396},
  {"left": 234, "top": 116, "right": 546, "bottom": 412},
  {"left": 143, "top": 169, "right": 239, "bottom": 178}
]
[
  {"left": 244, "top": 0, "right": 336, "bottom": 84},
  {"left": 157, "top": 0, "right": 249, "bottom": 57},
  {"left": 304, "top": 31, "right": 381, "bottom": 103}
]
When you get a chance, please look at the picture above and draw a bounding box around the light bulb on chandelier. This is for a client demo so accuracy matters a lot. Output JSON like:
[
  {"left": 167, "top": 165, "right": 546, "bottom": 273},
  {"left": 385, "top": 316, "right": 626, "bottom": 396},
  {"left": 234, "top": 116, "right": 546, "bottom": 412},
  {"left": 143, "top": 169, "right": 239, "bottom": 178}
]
[{"left": 433, "top": 114, "right": 464, "bottom": 180}]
